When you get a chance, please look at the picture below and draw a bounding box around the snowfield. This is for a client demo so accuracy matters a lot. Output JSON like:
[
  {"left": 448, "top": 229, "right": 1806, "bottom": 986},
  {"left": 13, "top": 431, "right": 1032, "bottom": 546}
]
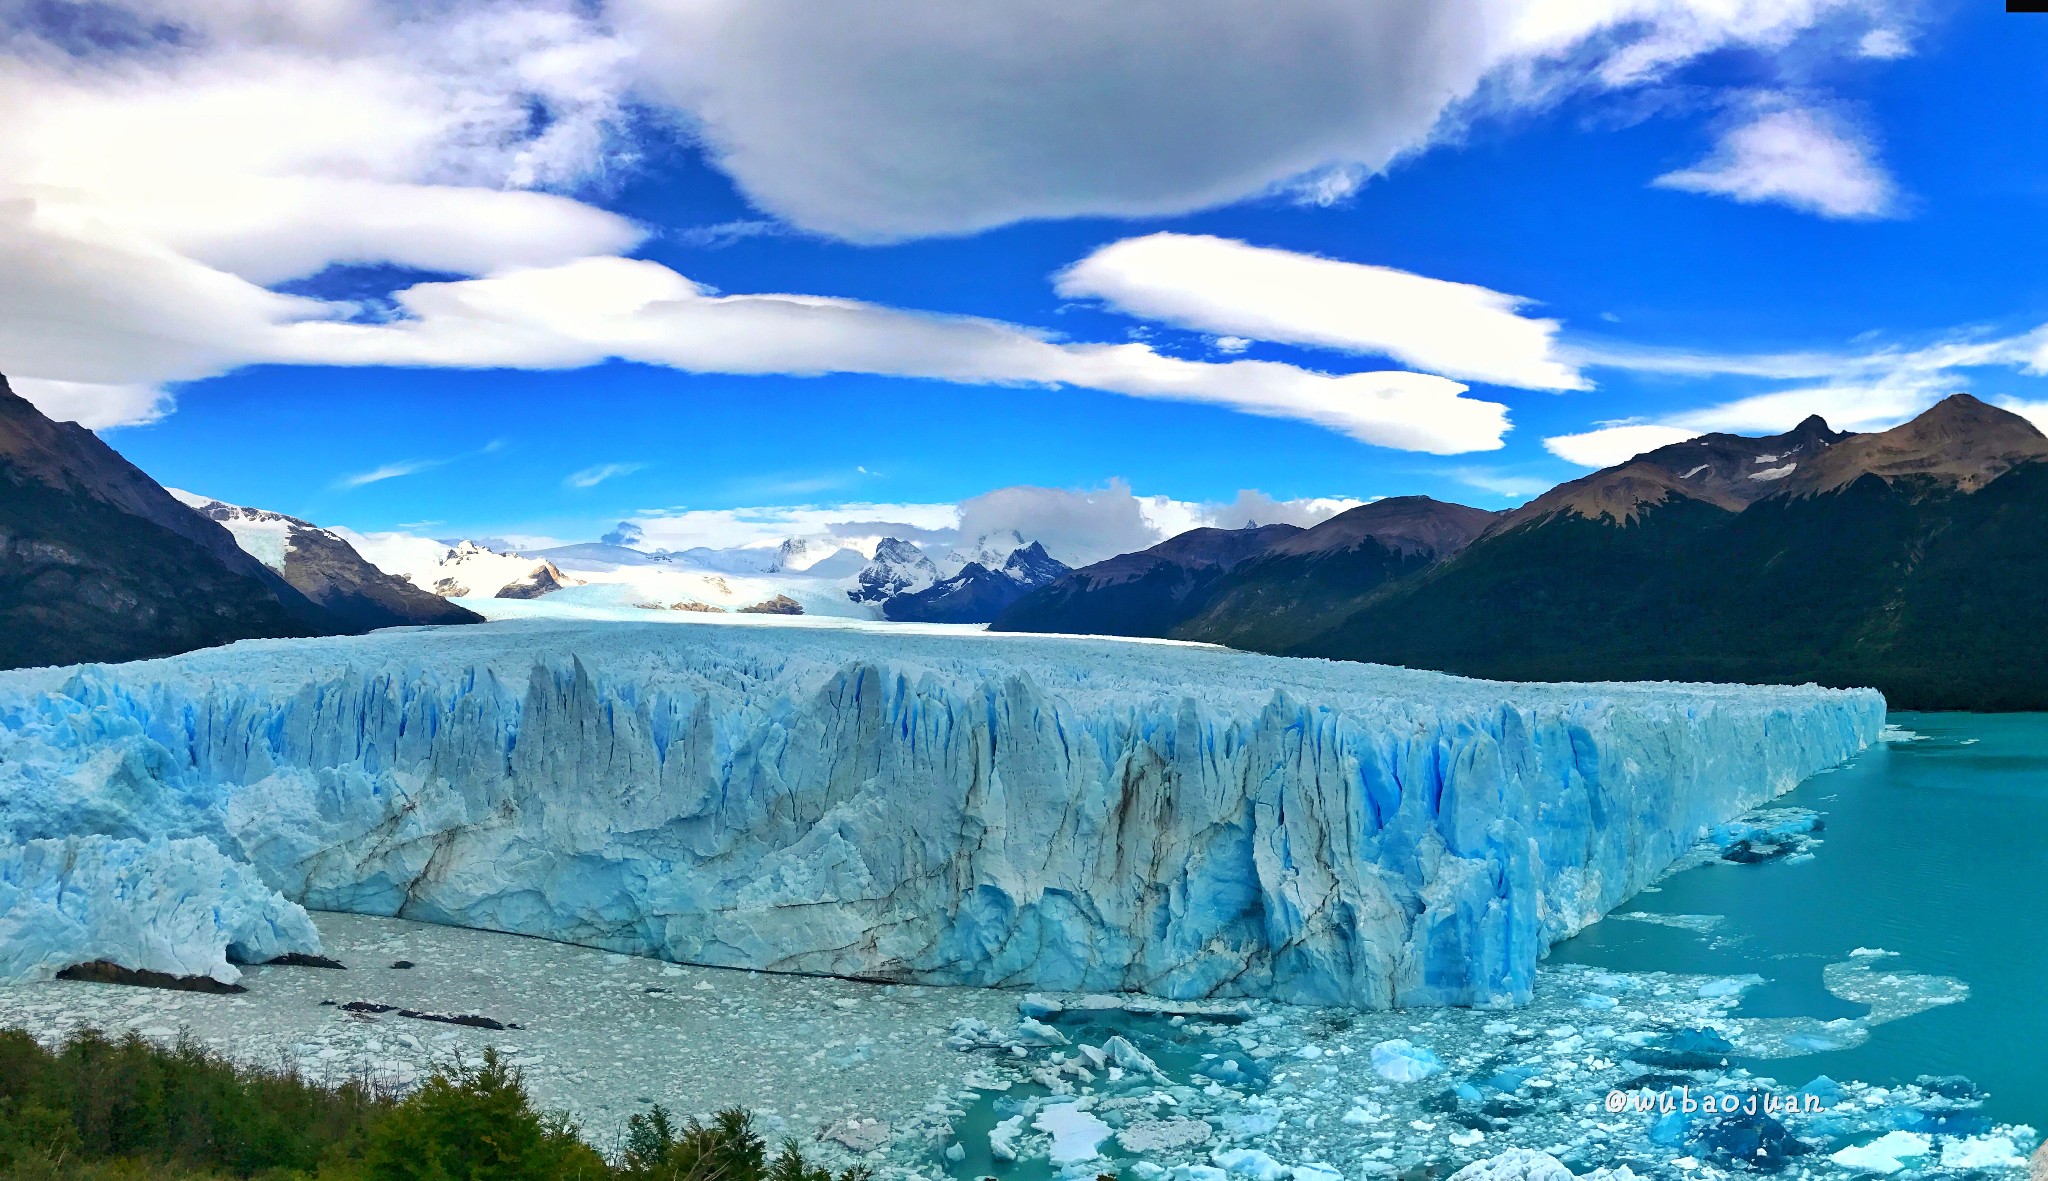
[{"left": 0, "top": 620, "right": 1883, "bottom": 1007}]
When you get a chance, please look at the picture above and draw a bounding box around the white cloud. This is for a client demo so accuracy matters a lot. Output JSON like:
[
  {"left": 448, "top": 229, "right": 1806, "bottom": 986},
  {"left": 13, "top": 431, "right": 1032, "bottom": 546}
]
[
  {"left": 1654, "top": 101, "right": 1896, "bottom": 219},
  {"left": 565, "top": 462, "right": 648, "bottom": 489},
  {"left": 1543, "top": 423, "right": 1704, "bottom": 467},
  {"left": 616, "top": 0, "right": 1885, "bottom": 240},
  {"left": 1857, "top": 28, "right": 1912, "bottom": 59},
  {"left": 6, "top": 377, "right": 172, "bottom": 430},
  {"left": 604, "top": 483, "right": 1366, "bottom": 566},
  {"left": 620, "top": 502, "right": 963, "bottom": 553},
  {"left": 0, "top": 0, "right": 641, "bottom": 414},
  {"left": 1993, "top": 397, "right": 2048, "bottom": 433},
  {"left": 1191, "top": 490, "right": 1366, "bottom": 530},
  {"left": 1443, "top": 467, "right": 1558, "bottom": 499},
  {"left": 268, "top": 256, "right": 1514, "bottom": 453},
  {"left": 957, "top": 481, "right": 1161, "bottom": 566},
  {"left": 1057, "top": 233, "right": 1583, "bottom": 390}
]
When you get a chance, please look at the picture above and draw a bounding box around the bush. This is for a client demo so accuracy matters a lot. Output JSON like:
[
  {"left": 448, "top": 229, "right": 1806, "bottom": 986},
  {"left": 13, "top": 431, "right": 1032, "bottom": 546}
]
[
  {"left": 0, "top": 1028, "right": 386, "bottom": 1178},
  {"left": 0, "top": 1030, "right": 872, "bottom": 1181},
  {"left": 617, "top": 1108, "right": 868, "bottom": 1181},
  {"left": 362, "top": 1050, "right": 604, "bottom": 1181}
]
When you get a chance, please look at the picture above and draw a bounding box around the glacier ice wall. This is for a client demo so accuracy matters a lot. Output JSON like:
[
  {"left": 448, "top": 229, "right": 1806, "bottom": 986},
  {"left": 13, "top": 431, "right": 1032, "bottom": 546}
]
[
  {"left": 0, "top": 835, "right": 320, "bottom": 983},
  {"left": 0, "top": 621, "right": 1884, "bottom": 1007}
]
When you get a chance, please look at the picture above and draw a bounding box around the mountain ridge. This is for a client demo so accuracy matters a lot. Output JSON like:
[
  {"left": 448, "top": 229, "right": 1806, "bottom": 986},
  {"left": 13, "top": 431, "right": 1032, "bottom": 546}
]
[{"left": 0, "top": 376, "right": 332, "bottom": 668}]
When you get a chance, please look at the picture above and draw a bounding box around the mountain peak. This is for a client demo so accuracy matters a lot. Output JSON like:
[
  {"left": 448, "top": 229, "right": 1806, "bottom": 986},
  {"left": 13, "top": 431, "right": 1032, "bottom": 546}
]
[
  {"left": 1495, "top": 417, "right": 1852, "bottom": 532},
  {"left": 1782, "top": 393, "right": 2048, "bottom": 496}
]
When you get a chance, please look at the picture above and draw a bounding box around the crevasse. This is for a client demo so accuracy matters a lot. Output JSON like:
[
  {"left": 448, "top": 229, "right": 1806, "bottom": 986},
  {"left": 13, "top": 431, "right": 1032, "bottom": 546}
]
[{"left": 0, "top": 620, "right": 1885, "bottom": 1007}]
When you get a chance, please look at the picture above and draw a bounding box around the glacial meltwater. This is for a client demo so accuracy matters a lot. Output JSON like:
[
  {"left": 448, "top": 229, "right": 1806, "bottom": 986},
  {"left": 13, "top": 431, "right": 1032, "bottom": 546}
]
[{"left": 1551, "top": 713, "right": 2048, "bottom": 1129}]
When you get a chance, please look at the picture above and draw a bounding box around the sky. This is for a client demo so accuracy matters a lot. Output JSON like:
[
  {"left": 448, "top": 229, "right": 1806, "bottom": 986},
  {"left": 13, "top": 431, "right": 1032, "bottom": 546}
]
[{"left": 9, "top": 0, "right": 2048, "bottom": 558}]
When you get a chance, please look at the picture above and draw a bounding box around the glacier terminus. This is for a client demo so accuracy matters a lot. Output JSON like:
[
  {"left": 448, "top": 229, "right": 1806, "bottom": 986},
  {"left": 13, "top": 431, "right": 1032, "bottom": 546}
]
[{"left": 0, "top": 620, "right": 1883, "bottom": 1007}]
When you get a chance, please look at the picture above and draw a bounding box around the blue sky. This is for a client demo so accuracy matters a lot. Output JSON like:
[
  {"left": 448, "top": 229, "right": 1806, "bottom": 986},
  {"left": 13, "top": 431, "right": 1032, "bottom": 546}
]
[{"left": 9, "top": 0, "right": 2048, "bottom": 555}]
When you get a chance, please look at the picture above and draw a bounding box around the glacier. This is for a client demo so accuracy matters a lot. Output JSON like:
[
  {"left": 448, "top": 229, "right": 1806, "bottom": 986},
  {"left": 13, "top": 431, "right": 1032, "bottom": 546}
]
[{"left": 0, "top": 619, "right": 1883, "bottom": 1007}]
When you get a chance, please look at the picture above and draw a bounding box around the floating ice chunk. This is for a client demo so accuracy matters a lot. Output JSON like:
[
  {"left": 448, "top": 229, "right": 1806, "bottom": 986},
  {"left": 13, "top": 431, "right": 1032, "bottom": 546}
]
[
  {"left": 1849, "top": 947, "right": 1896, "bottom": 957},
  {"left": 989, "top": 1114, "right": 1026, "bottom": 1162},
  {"left": 1939, "top": 1135, "right": 2024, "bottom": 1169},
  {"left": 1035, "top": 1103, "right": 1111, "bottom": 1165},
  {"left": 1370, "top": 1039, "right": 1443, "bottom": 1082},
  {"left": 1444, "top": 1149, "right": 1573, "bottom": 1181},
  {"left": 1117, "top": 1118, "right": 1211, "bottom": 1152},
  {"left": 1578, "top": 994, "right": 1618, "bottom": 1010},
  {"left": 0, "top": 836, "right": 319, "bottom": 984},
  {"left": 1211, "top": 1148, "right": 1288, "bottom": 1181},
  {"left": 820, "top": 1118, "right": 889, "bottom": 1153},
  {"left": 1697, "top": 975, "right": 1761, "bottom": 999},
  {"left": 1020, "top": 994, "right": 1063, "bottom": 1019},
  {"left": 1015, "top": 1018, "right": 1068, "bottom": 1047},
  {"left": 1102, "top": 1035, "right": 1162, "bottom": 1078},
  {"left": 1291, "top": 1165, "right": 1343, "bottom": 1181},
  {"left": 1828, "top": 1131, "right": 1931, "bottom": 1174}
]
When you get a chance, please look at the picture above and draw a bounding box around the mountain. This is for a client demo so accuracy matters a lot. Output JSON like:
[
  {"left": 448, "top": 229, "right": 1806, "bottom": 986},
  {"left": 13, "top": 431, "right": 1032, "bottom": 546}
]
[
  {"left": 988, "top": 523, "right": 1302, "bottom": 637},
  {"left": 883, "top": 540, "right": 1070, "bottom": 623},
  {"left": 1287, "top": 395, "right": 2048, "bottom": 710},
  {"left": 173, "top": 494, "right": 481, "bottom": 631},
  {"left": 340, "top": 535, "right": 580, "bottom": 601},
  {"left": 991, "top": 497, "right": 1495, "bottom": 644},
  {"left": 849, "top": 537, "right": 942, "bottom": 604},
  {"left": 0, "top": 375, "right": 332, "bottom": 668},
  {"left": 1489, "top": 414, "right": 1847, "bottom": 531}
]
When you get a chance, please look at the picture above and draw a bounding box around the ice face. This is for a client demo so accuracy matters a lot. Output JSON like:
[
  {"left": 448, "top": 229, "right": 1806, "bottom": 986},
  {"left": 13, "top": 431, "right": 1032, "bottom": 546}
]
[
  {"left": 0, "top": 620, "right": 1883, "bottom": 1007},
  {"left": 0, "top": 835, "right": 320, "bottom": 983}
]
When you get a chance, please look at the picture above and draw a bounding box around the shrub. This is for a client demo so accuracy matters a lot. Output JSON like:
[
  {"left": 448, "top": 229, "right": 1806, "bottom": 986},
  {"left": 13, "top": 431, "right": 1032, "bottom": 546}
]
[
  {"left": 361, "top": 1049, "right": 605, "bottom": 1181},
  {"left": 0, "top": 1028, "right": 386, "bottom": 1177},
  {"left": 0, "top": 1029, "right": 866, "bottom": 1181}
]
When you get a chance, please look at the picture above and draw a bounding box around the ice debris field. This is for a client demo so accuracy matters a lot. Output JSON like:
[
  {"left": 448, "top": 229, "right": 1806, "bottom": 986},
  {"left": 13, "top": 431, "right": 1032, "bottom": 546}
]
[
  {"left": 0, "top": 908, "right": 2032, "bottom": 1181},
  {"left": 0, "top": 620, "right": 1883, "bottom": 1006}
]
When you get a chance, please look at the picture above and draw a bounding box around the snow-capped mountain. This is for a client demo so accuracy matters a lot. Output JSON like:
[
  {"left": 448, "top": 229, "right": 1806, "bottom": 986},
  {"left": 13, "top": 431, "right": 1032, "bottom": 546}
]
[
  {"left": 848, "top": 537, "right": 941, "bottom": 603},
  {"left": 768, "top": 535, "right": 867, "bottom": 574},
  {"left": 170, "top": 493, "right": 480, "bottom": 631},
  {"left": 335, "top": 533, "right": 580, "bottom": 601},
  {"left": 943, "top": 528, "right": 1033, "bottom": 574},
  {"left": 883, "top": 536, "right": 1070, "bottom": 623}
]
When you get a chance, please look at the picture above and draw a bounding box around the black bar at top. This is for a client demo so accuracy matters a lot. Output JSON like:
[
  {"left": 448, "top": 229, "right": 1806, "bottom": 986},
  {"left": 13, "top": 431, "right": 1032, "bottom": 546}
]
[{"left": 2011, "top": 1, "right": 2048, "bottom": 11}]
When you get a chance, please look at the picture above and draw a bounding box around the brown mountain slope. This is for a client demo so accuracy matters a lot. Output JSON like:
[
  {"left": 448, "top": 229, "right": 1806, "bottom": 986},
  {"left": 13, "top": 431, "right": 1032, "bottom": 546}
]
[
  {"left": 1779, "top": 393, "right": 2048, "bottom": 496},
  {"left": 1492, "top": 415, "right": 1846, "bottom": 532},
  {"left": 0, "top": 375, "right": 334, "bottom": 668}
]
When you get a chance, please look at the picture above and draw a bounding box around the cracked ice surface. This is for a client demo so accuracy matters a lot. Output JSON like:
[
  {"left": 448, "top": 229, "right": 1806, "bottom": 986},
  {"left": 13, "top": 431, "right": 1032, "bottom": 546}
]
[{"left": 0, "top": 619, "right": 1883, "bottom": 1006}]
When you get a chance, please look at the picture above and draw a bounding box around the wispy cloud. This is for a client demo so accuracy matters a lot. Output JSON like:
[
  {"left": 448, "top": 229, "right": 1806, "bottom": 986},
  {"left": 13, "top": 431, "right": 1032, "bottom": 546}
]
[
  {"left": 335, "top": 459, "right": 445, "bottom": 490},
  {"left": 565, "top": 461, "right": 648, "bottom": 489},
  {"left": 672, "top": 220, "right": 784, "bottom": 249},
  {"left": 1443, "top": 467, "right": 1556, "bottom": 500},
  {"left": 335, "top": 438, "right": 510, "bottom": 490},
  {"left": 1545, "top": 327, "right": 2048, "bottom": 468}
]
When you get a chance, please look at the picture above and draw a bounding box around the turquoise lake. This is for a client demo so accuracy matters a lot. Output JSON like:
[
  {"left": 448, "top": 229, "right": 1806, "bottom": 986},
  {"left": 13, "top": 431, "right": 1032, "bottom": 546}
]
[{"left": 1550, "top": 711, "right": 2048, "bottom": 1129}]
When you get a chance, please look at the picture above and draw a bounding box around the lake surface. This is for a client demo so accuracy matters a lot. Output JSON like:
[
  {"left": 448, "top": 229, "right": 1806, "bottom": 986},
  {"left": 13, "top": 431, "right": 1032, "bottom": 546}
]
[{"left": 1550, "top": 711, "right": 2048, "bottom": 1128}]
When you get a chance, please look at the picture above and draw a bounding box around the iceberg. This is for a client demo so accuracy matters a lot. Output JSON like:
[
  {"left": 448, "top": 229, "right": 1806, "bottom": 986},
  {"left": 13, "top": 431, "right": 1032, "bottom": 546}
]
[{"left": 0, "top": 619, "right": 1882, "bottom": 1007}]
